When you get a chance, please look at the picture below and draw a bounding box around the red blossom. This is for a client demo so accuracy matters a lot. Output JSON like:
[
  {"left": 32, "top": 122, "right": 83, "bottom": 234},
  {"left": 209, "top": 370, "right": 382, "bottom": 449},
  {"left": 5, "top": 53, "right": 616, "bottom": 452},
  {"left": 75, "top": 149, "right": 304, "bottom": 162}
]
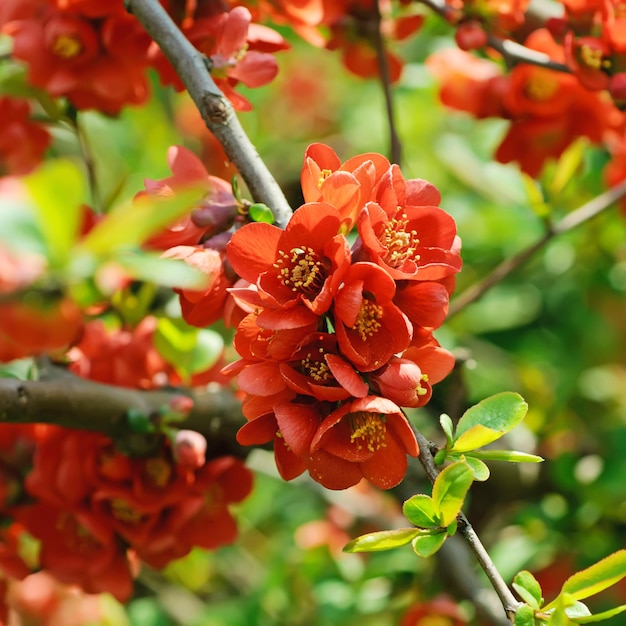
[
  {"left": 0, "top": 98, "right": 50, "bottom": 175},
  {"left": 143, "top": 145, "right": 237, "bottom": 251},
  {"left": 306, "top": 395, "right": 419, "bottom": 490},
  {"left": 162, "top": 244, "right": 235, "bottom": 327},
  {"left": 334, "top": 261, "right": 412, "bottom": 372},
  {"left": 227, "top": 202, "right": 351, "bottom": 323},
  {"left": 3, "top": 2, "right": 152, "bottom": 114}
]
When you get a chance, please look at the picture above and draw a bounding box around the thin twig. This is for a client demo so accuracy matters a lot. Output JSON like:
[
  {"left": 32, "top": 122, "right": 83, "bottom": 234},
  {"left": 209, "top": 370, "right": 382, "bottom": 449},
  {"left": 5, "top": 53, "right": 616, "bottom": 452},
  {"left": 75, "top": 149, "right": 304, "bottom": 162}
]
[
  {"left": 448, "top": 178, "right": 626, "bottom": 317},
  {"left": 71, "top": 114, "right": 103, "bottom": 213},
  {"left": 412, "top": 429, "right": 522, "bottom": 623},
  {"left": 418, "top": 0, "right": 570, "bottom": 72},
  {"left": 125, "top": 0, "right": 293, "bottom": 228},
  {"left": 372, "top": 1, "right": 402, "bottom": 165}
]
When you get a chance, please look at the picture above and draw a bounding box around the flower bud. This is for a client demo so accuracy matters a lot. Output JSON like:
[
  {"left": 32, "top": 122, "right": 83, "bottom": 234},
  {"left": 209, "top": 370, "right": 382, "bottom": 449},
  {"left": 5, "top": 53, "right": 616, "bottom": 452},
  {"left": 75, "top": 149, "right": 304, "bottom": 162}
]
[{"left": 173, "top": 429, "right": 207, "bottom": 470}]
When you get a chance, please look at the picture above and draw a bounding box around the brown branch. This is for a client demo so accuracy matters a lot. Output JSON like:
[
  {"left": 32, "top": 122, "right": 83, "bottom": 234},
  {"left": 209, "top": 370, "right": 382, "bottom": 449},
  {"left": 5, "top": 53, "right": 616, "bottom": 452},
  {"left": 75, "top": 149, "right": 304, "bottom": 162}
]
[
  {"left": 417, "top": 0, "right": 570, "bottom": 72},
  {"left": 412, "top": 429, "right": 522, "bottom": 623},
  {"left": 0, "top": 367, "right": 246, "bottom": 459},
  {"left": 125, "top": 0, "right": 293, "bottom": 228},
  {"left": 448, "top": 178, "right": 626, "bottom": 317}
]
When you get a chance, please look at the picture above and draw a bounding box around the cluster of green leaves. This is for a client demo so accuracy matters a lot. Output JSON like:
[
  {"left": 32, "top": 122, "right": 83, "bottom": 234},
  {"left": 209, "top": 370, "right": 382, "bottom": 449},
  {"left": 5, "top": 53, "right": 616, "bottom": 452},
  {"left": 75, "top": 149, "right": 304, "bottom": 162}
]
[
  {"left": 436, "top": 392, "right": 543, "bottom": 481},
  {"left": 345, "top": 392, "right": 543, "bottom": 558},
  {"left": 3, "top": 160, "right": 207, "bottom": 307},
  {"left": 513, "top": 551, "right": 626, "bottom": 625}
]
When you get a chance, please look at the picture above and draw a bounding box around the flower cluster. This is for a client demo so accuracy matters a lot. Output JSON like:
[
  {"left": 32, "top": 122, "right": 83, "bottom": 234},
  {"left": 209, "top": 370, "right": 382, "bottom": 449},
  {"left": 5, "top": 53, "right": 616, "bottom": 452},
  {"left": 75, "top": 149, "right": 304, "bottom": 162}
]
[
  {"left": 0, "top": 1, "right": 287, "bottom": 116},
  {"left": 8, "top": 426, "right": 252, "bottom": 600},
  {"left": 223, "top": 144, "right": 461, "bottom": 490},
  {"left": 427, "top": 29, "right": 624, "bottom": 177}
]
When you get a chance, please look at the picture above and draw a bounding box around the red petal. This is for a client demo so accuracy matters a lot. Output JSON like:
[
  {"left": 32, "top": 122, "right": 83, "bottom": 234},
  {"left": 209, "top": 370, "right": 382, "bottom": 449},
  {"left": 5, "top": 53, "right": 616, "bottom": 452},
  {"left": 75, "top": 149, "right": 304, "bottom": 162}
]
[{"left": 306, "top": 449, "right": 363, "bottom": 490}]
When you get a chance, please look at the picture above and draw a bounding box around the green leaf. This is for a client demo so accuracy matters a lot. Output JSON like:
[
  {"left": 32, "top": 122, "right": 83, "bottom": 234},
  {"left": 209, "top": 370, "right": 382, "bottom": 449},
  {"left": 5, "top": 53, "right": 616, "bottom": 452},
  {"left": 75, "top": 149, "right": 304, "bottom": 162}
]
[
  {"left": 452, "top": 424, "right": 503, "bottom": 453},
  {"left": 116, "top": 252, "right": 207, "bottom": 289},
  {"left": 343, "top": 528, "right": 425, "bottom": 553},
  {"left": 462, "top": 455, "right": 490, "bottom": 481},
  {"left": 412, "top": 531, "right": 447, "bottom": 558},
  {"left": 432, "top": 461, "right": 474, "bottom": 526},
  {"left": 154, "top": 319, "right": 224, "bottom": 379},
  {"left": 249, "top": 202, "right": 275, "bottom": 224},
  {"left": 573, "top": 605, "right": 626, "bottom": 623},
  {"left": 469, "top": 450, "right": 544, "bottom": 463},
  {"left": 515, "top": 604, "right": 536, "bottom": 626},
  {"left": 549, "top": 137, "right": 587, "bottom": 198},
  {"left": 440, "top": 413, "right": 455, "bottom": 447},
  {"left": 564, "top": 601, "right": 592, "bottom": 618},
  {"left": 454, "top": 392, "right": 528, "bottom": 444},
  {"left": 558, "top": 550, "right": 626, "bottom": 603},
  {"left": 77, "top": 187, "right": 201, "bottom": 256},
  {"left": 24, "top": 159, "right": 85, "bottom": 266},
  {"left": 513, "top": 571, "right": 543, "bottom": 610},
  {"left": 126, "top": 409, "right": 155, "bottom": 434},
  {"left": 403, "top": 494, "right": 440, "bottom": 529}
]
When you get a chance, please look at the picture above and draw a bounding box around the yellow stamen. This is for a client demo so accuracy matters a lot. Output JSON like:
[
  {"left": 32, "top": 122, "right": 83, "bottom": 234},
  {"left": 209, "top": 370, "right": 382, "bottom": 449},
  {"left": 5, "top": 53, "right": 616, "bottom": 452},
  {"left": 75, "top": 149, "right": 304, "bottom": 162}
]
[
  {"left": 145, "top": 457, "right": 171, "bottom": 488},
  {"left": 352, "top": 300, "right": 383, "bottom": 341},
  {"left": 273, "top": 246, "right": 325, "bottom": 295},
  {"left": 350, "top": 412, "right": 387, "bottom": 452},
  {"left": 52, "top": 34, "right": 82, "bottom": 59},
  {"left": 379, "top": 213, "right": 420, "bottom": 267}
]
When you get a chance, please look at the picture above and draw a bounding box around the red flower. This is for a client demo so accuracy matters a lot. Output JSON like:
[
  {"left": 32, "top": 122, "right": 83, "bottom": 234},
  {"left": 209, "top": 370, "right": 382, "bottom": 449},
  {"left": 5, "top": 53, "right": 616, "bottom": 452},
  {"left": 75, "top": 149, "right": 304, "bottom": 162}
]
[
  {"left": 227, "top": 202, "right": 351, "bottom": 325},
  {"left": 300, "top": 143, "right": 391, "bottom": 231},
  {"left": 333, "top": 261, "right": 412, "bottom": 372},
  {"left": 297, "top": 395, "right": 419, "bottom": 490},
  {"left": 4, "top": 3, "right": 152, "bottom": 114},
  {"left": 401, "top": 595, "right": 467, "bottom": 626},
  {"left": 0, "top": 98, "right": 50, "bottom": 175},
  {"left": 162, "top": 244, "right": 235, "bottom": 327},
  {"left": 150, "top": 6, "right": 288, "bottom": 111},
  {"left": 143, "top": 145, "right": 237, "bottom": 251},
  {"left": 67, "top": 317, "right": 168, "bottom": 389},
  {"left": 355, "top": 202, "right": 462, "bottom": 281},
  {"left": 16, "top": 503, "right": 134, "bottom": 601},
  {"left": 0, "top": 297, "right": 83, "bottom": 363}
]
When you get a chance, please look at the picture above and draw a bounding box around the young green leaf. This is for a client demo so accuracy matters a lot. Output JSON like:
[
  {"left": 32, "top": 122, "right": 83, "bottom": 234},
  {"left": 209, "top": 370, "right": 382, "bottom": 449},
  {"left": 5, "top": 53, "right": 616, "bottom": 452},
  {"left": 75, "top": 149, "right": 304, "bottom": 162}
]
[
  {"left": 468, "top": 450, "right": 544, "bottom": 463},
  {"left": 77, "top": 188, "right": 202, "bottom": 256},
  {"left": 558, "top": 550, "right": 626, "bottom": 603},
  {"left": 432, "top": 461, "right": 474, "bottom": 526},
  {"left": 249, "top": 202, "right": 275, "bottom": 224},
  {"left": 455, "top": 392, "right": 528, "bottom": 441},
  {"left": 412, "top": 532, "right": 447, "bottom": 558},
  {"left": 451, "top": 424, "right": 504, "bottom": 453},
  {"left": 115, "top": 253, "right": 207, "bottom": 290},
  {"left": 460, "top": 456, "right": 490, "bottom": 481},
  {"left": 513, "top": 571, "right": 543, "bottom": 610},
  {"left": 573, "top": 604, "right": 626, "bottom": 623},
  {"left": 515, "top": 604, "right": 536, "bottom": 626},
  {"left": 403, "top": 494, "right": 441, "bottom": 529},
  {"left": 440, "top": 413, "right": 455, "bottom": 447},
  {"left": 343, "top": 528, "right": 425, "bottom": 553},
  {"left": 25, "top": 159, "right": 85, "bottom": 266}
]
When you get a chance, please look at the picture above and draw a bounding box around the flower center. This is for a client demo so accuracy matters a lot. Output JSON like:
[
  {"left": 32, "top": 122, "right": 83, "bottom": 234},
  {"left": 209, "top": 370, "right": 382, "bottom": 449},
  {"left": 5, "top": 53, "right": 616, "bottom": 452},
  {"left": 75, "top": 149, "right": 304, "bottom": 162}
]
[
  {"left": 110, "top": 499, "right": 143, "bottom": 525},
  {"left": 301, "top": 349, "right": 332, "bottom": 383},
  {"left": 379, "top": 213, "right": 420, "bottom": 268},
  {"left": 524, "top": 73, "right": 559, "bottom": 101},
  {"left": 318, "top": 168, "right": 332, "bottom": 188},
  {"left": 274, "top": 246, "right": 326, "bottom": 295},
  {"left": 579, "top": 44, "right": 610, "bottom": 71},
  {"left": 352, "top": 299, "right": 383, "bottom": 341},
  {"left": 144, "top": 457, "right": 172, "bottom": 488},
  {"left": 52, "top": 33, "right": 82, "bottom": 59},
  {"left": 350, "top": 412, "right": 387, "bottom": 452}
]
